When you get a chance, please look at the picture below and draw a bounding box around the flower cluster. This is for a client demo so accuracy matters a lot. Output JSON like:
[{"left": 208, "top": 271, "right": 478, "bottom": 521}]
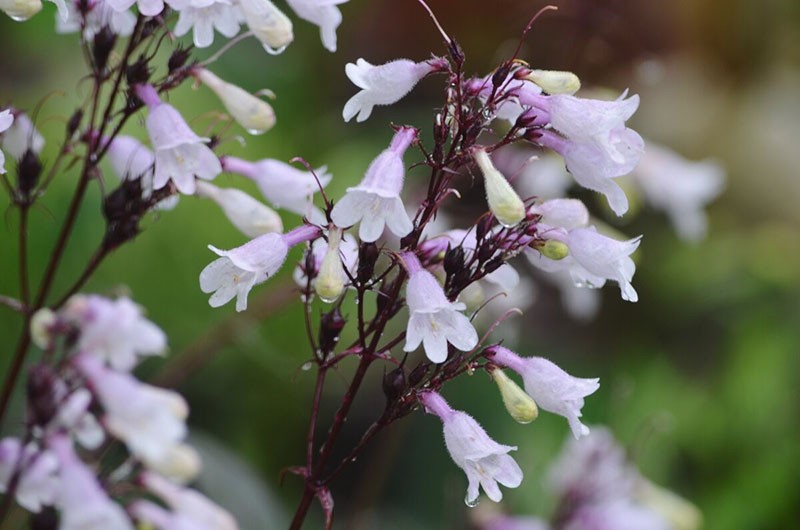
[{"left": 0, "top": 295, "right": 237, "bottom": 529}]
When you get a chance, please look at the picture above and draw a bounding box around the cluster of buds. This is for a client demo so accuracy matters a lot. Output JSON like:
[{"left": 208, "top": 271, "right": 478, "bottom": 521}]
[{"left": 0, "top": 295, "right": 237, "bottom": 529}]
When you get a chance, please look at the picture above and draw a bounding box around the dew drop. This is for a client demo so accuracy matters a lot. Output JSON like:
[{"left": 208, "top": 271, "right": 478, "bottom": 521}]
[
  {"left": 9, "top": 13, "right": 32, "bottom": 21},
  {"left": 464, "top": 494, "right": 480, "bottom": 508},
  {"left": 246, "top": 127, "right": 268, "bottom": 135},
  {"left": 318, "top": 294, "right": 338, "bottom": 303},
  {"left": 301, "top": 362, "right": 313, "bottom": 371},
  {"left": 263, "top": 44, "right": 288, "bottom": 56}
]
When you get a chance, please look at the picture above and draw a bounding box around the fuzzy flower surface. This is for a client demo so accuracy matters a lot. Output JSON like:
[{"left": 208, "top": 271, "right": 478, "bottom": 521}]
[
  {"left": 402, "top": 252, "right": 478, "bottom": 363},
  {"left": 419, "top": 391, "right": 523, "bottom": 504},
  {"left": 488, "top": 346, "right": 599, "bottom": 438},
  {"left": 286, "top": 0, "right": 347, "bottom": 52},
  {"left": 63, "top": 295, "right": 167, "bottom": 372},
  {"left": 342, "top": 58, "right": 445, "bottom": 122},
  {"left": 330, "top": 127, "right": 416, "bottom": 242}
]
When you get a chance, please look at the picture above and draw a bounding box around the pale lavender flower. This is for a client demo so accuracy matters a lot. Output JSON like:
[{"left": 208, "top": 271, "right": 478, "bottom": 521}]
[
  {"left": 63, "top": 294, "right": 167, "bottom": 372},
  {"left": 0, "top": 439, "right": 59, "bottom": 513},
  {"left": 105, "top": 134, "right": 179, "bottom": 210},
  {"left": 221, "top": 156, "right": 331, "bottom": 222},
  {"left": 487, "top": 346, "right": 599, "bottom": 438},
  {"left": 135, "top": 84, "right": 222, "bottom": 195},
  {"left": 418, "top": 391, "right": 523, "bottom": 504},
  {"left": 200, "top": 225, "right": 321, "bottom": 311},
  {"left": 528, "top": 92, "right": 643, "bottom": 216},
  {"left": 133, "top": 471, "right": 238, "bottom": 530},
  {"left": 74, "top": 354, "right": 190, "bottom": 473},
  {"left": 330, "top": 127, "right": 416, "bottom": 242},
  {"left": 401, "top": 252, "right": 478, "bottom": 363},
  {"left": 195, "top": 180, "right": 283, "bottom": 238},
  {"left": 567, "top": 227, "right": 641, "bottom": 302},
  {"left": 563, "top": 500, "right": 671, "bottom": 530},
  {"left": 106, "top": 0, "right": 179, "bottom": 18},
  {"left": 194, "top": 68, "right": 275, "bottom": 135},
  {"left": 50, "top": 388, "right": 105, "bottom": 449},
  {"left": 1, "top": 110, "right": 44, "bottom": 161},
  {"left": 56, "top": 0, "right": 136, "bottom": 39},
  {"left": 342, "top": 57, "right": 447, "bottom": 122},
  {"left": 48, "top": 434, "right": 134, "bottom": 530},
  {"left": 286, "top": 0, "right": 346, "bottom": 52},
  {"left": 0, "top": 109, "right": 12, "bottom": 174},
  {"left": 632, "top": 142, "right": 725, "bottom": 242},
  {"left": 174, "top": 0, "right": 240, "bottom": 48},
  {"left": 481, "top": 515, "right": 550, "bottom": 530}
]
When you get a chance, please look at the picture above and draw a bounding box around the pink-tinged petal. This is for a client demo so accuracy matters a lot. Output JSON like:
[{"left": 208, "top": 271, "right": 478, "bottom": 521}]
[{"left": 330, "top": 190, "right": 367, "bottom": 228}]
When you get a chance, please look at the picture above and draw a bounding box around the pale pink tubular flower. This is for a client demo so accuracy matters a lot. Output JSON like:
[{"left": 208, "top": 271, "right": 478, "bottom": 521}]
[
  {"left": 418, "top": 391, "right": 523, "bottom": 504},
  {"left": 0, "top": 439, "right": 59, "bottom": 513},
  {"left": 342, "top": 57, "right": 448, "bottom": 122},
  {"left": 133, "top": 471, "right": 238, "bottom": 530},
  {"left": 195, "top": 180, "right": 283, "bottom": 238},
  {"left": 567, "top": 227, "right": 641, "bottom": 303},
  {"left": 221, "top": 156, "right": 331, "bottom": 223},
  {"left": 200, "top": 224, "right": 322, "bottom": 311},
  {"left": 1, "top": 110, "right": 44, "bottom": 161},
  {"left": 48, "top": 434, "right": 134, "bottom": 530},
  {"left": 63, "top": 294, "right": 167, "bottom": 372},
  {"left": 56, "top": 0, "right": 136, "bottom": 40},
  {"left": 401, "top": 252, "right": 478, "bottom": 363},
  {"left": 525, "top": 91, "right": 643, "bottom": 216},
  {"left": 487, "top": 346, "right": 599, "bottom": 438},
  {"left": 105, "top": 135, "right": 180, "bottom": 210},
  {"left": 285, "top": 0, "right": 347, "bottom": 52},
  {"left": 0, "top": 109, "right": 12, "bottom": 174},
  {"left": 135, "top": 84, "right": 222, "bottom": 195},
  {"left": 174, "top": 0, "right": 240, "bottom": 48},
  {"left": 74, "top": 354, "right": 190, "bottom": 472},
  {"left": 106, "top": 0, "right": 181, "bottom": 18},
  {"left": 330, "top": 126, "right": 416, "bottom": 242}
]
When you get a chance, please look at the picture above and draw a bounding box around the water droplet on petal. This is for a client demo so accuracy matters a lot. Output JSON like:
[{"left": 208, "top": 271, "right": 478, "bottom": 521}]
[
  {"left": 246, "top": 127, "right": 268, "bottom": 135},
  {"left": 301, "top": 362, "right": 313, "bottom": 371},
  {"left": 464, "top": 494, "right": 480, "bottom": 508}
]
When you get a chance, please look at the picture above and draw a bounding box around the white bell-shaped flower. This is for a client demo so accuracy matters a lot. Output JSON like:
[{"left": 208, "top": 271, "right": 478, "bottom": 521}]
[
  {"left": 195, "top": 181, "right": 283, "bottom": 238},
  {"left": 238, "top": 0, "right": 293, "bottom": 54},
  {"left": 1, "top": 110, "right": 44, "bottom": 161},
  {"left": 285, "top": 0, "right": 346, "bottom": 52},
  {"left": 174, "top": 0, "right": 240, "bottom": 49},
  {"left": 194, "top": 68, "right": 275, "bottom": 134}
]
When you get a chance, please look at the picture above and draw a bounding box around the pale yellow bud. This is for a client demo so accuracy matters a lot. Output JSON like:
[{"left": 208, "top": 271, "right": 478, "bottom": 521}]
[
  {"left": 0, "top": 0, "right": 42, "bottom": 21},
  {"left": 195, "top": 181, "right": 283, "bottom": 237},
  {"left": 635, "top": 479, "right": 703, "bottom": 530},
  {"left": 535, "top": 239, "right": 570, "bottom": 260},
  {"left": 30, "top": 308, "right": 56, "bottom": 349},
  {"left": 473, "top": 149, "right": 526, "bottom": 228},
  {"left": 143, "top": 443, "right": 201, "bottom": 484},
  {"left": 315, "top": 228, "right": 346, "bottom": 303},
  {"left": 238, "top": 0, "right": 293, "bottom": 54},
  {"left": 491, "top": 368, "right": 538, "bottom": 424},
  {"left": 524, "top": 69, "right": 581, "bottom": 95},
  {"left": 196, "top": 69, "right": 276, "bottom": 135}
]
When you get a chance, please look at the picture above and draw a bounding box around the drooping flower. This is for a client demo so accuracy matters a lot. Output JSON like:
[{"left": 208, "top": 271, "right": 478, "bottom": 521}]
[
  {"left": 200, "top": 224, "right": 321, "bottom": 311},
  {"left": 330, "top": 126, "right": 416, "bottom": 242},
  {"left": 194, "top": 68, "right": 274, "bottom": 134},
  {"left": 486, "top": 346, "right": 599, "bottom": 438},
  {"left": 285, "top": 0, "right": 347, "bottom": 52},
  {"left": 174, "top": 0, "right": 240, "bottom": 49},
  {"left": 342, "top": 57, "right": 447, "bottom": 122},
  {"left": 221, "top": 156, "right": 331, "bottom": 223},
  {"left": 631, "top": 142, "right": 725, "bottom": 242},
  {"left": 293, "top": 230, "right": 358, "bottom": 290},
  {"left": 133, "top": 472, "right": 238, "bottom": 530},
  {"left": 106, "top": 0, "right": 175, "bottom": 18},
  {"left": 0, "top": 439, "right": 59, "bottom": 513},
  {"left": 195, "top": 181, "right": 283, "bottom": 238},
  {"left": 473, "top": 147, "right": 526, "bottom": 227},
  {"left": 0, "top": 0, "right": 41, "bottom": 21},
  {"left": 566, "top": 227, "right": 641, "bottom": 303},
  {"left": 105, "top": 134, "right": 179, "bottom": 210},
  {"left": 0, "top": 110, "right": 44, "bottom": 161},
  {"left": 0, "top": 109, "right": 12, "bottom": 174},
  {"left": 238, "top": 0, "right": 293, "bottom": 54},
  {"left": 135, "top": 83, "right": 222, "bottom": 195},
  {"left": 74, "top": 354, "right": 190, "bottom": 472},
  {"left": 524, "top": 91, "right": 643, "bottom": 216},
  {"left": 418, "top": 391, "right": 523, "bottom": 504},
  {"left": 63, "top": 295, "right": 167, "bottom": 372},
  {"left": 48, "top": 434, "right": 134, "bottom": 530},
  {"left": 401, "top": 252, "right": 478, "bottom": 363}
]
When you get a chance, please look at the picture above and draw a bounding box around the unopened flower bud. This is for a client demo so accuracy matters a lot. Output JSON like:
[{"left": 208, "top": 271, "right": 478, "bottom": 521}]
[
  {"left": 318, "top": 306, "right": 345, "bottom": 356},
  {"left": 143, "top": 443, "right": 201, "bottom": 484},
  {"left": 407, "top": 362, "right": 429, "bottom": 387},
  {"left": 17, "top": 148, "right": 42, "bottom": 198},
  {"left": 443, "top": 245, "right": 465, "bottom": 276},
  {"left": 523, "top": 69, "right": 581, "bottom": 95},
  {"left": 635, "top": 479, "right": 703, "bottom": 530},
  {"left": 66, "top": 110, "right": 83, "bottom": 138},
  {"left": 0, "top": 0, "right": 42, "bottom": 21},
  {"left": 490, "top": 368, "right": 538, "bottom": 424},
  {"left": 92, "top": 26, "right": 116, "bottom": 73},
  {"left": 239, "top": 0, "right": 294, "bottom": 54},
  {"left": 382, "top": 366, "right": 406, "bottom": 402},
  {"left": 195, "top": 181, "right": 282, "bottom": 238},
  {"left": 168, "top": 46, "right": 192, "bottom": 73},
  {"left": 357, "top": 242, "right": 379, "bottom": 284},
  {"left": 195, "top": 68, "right": 276, "bottom": 135},
  {"left": 315, "top": 228, "right": 346, "bottom": 303},
  {"left": 533, "top": 239, "right": 569, "bottom": 260},
  {"left": 30, "top": 308, "right": 57, "bottom": 349},
  {"left": 473, "top": 148, "right": 525, "bottom": 228}
]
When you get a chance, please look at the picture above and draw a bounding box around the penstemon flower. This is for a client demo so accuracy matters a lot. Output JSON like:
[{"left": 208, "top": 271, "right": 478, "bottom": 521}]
[
  {"left": 486, "top": 346, "right": 600, "bottom": 438},
  {"left": 194, "top": 68, "right": 276, "bottom": 134},
  {"left": 238, "top": 0, "right": 294, "bottom": 54},
  {"left": 401, "top": 252, "right": 478, "bottom": 363},
  {"left": 195, "top": 180, "right": 283, "bottom": 238},
  {"left": 173, "top": 0, "right": 241, "bottom": 49},
  {"left": 330, "top": 126, "right": 417, "bottom": 242},
  {"left": 0, "top": 110, "right": 44, "bottom": 161},
  {"left": 0, "top": 109, "right": 12, "bottom": 174},
  {"left": 418, "top": 391, "right": 523, "bottom": 505},
  {"left": 285, "top": 0, "right": 347, "bottom": 52},
  {"left": 135, "top": 83, "right": 222, "bottom": 195}
]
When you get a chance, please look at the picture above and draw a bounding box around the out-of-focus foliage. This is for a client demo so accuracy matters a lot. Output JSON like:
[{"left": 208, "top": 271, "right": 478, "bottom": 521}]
[{"left": 1, "top": 1, "right": 799, "bottom": 529}]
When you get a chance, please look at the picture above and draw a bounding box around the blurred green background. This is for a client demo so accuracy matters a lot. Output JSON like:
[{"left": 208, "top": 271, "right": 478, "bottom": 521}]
[{"left": 1, "top": 0, "right": 799, "bottom": 528}]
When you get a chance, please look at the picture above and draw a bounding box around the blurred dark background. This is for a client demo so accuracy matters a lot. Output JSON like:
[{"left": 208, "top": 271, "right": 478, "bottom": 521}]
[{"left": 1, "top": 0, "right": 799, "bottom": 528}]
